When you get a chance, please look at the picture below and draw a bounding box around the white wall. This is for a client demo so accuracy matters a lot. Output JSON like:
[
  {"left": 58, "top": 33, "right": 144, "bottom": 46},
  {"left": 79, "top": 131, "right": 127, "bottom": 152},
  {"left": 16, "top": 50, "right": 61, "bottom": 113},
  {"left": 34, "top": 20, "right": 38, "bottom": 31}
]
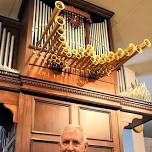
[{"left": 144, "top": 137, "right": 152, "bottom": 152}]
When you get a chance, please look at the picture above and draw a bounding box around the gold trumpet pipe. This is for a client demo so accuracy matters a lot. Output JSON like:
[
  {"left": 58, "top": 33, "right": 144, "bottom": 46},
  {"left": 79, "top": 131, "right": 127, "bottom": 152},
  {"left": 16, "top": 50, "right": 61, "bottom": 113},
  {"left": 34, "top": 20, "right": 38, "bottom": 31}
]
[
  {"left": 77, "top": 48, "right": 93, "bottom": 69},
  {"left": 58, "top": 42, "right": 68, "bottom": 55},
  {"left": 87, "top": 56, "right": 100, "bottom": 70},
  {"left": 71, "top": 52, "right": 84, "bottom": 68},
  {"left": 124, "top": 43, "right": 136, "bottom": 56},
  {"left": 136, "top": 39, "right": 151, "bottom": 53},
  {"left": 80, "top": 54, "right": 94, "bottom": 70},
  {"left": 49, "top": 54, "right": 58, "bottom": 63},
  {"left": 41, "top": 16, "right": 65, "bottom": 50},
  {"left": 69, "top": 52, "right": 79, "bottom": 67},
  {"left": 54, "top": 36, "right": 66, "bottom": 52},
  {"left": 104, "top": 51, "right": 115, "bottom": 63},
  {"left": 43, "top": 28, "right": 64, "bottom": 58},
  {"left": 49, "top": 27, "right": 64, "bottom": 49},
  {"left": 37, "top": 1, "right": 65, "bottom": 46},
  {"left": 91, "top": 55, "right": 106, "bottom": 71},
  {"left": 115, "top": 48, "right": 124, "bottom": 60},
  {"left": 44, "top": 52, "right": 53, "bottom": 64},
  {"left": 74, "top": 48, "right": 86, "bottom": 68}
]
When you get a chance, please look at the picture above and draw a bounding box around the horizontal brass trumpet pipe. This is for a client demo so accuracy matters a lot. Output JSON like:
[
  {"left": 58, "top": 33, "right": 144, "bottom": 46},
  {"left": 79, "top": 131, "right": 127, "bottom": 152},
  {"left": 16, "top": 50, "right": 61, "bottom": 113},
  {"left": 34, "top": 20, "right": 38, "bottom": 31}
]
[
  {"left": 37, "top": 1, "right": 65, "bottom": 46},
  {"left": 91, "top": 54, "right": 106, "bottom": 71},
  {"left": 115, "top": 48, "right": 124, "bottom": 60},
  {"left": 124, "top": 43, "right": 136, "bottom": 56},
  {"left": 136, "top": 39, "right": 151, "bottom": 53},
  {"left": 104, "top": 51, "right": 115, "bottom": 63}
]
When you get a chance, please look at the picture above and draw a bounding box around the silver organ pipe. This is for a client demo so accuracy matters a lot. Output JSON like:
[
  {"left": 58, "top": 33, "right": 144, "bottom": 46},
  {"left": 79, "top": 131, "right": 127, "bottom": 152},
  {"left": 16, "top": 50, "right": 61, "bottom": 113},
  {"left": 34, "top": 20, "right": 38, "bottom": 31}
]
[
  {"left": 81, "top": 17, "right": 85, "bottom": 48},
  {"left": 117, "top": 69, "right": 121, "bottom": 93},
  {"left": 62, "top": 11, "right": 85, "bottom": 51},
  {"left": 34, "top": 0, "right": 40, "bottom": 46},
  {"left": 0, "top": 23, "right": 15, "bottom": 71},
  {"left": 38, "top": 1, "right": 42, "bottom": 41},
  {"left": 42, "top": 3, "right": 46, "bottom": 44},
  {"left": 104, "top": 19, "right": 110, "bottom": 53},
  {"left": 0, "top": 28, "right": 6, "bottom": 65},
  {"left": 32, "top": 0, "right": 36, "bottom": 45},
  {"left": 8, "top": 35, "right": 15, "bottom": 68},
  {"left": 100, "top": 21, "right": 104, "bottom": 54},
  {"left": 89, "top": 19, "right": 110, "bottom": 56},
  {"left": 117, "top": 66, "right": 126, "bottom": 93},
  {"left": 0, "top": 22, "right": 2, "bottom": 41},
  {"left": 4, "top": 32, "right": 11, "bottom": 67}
]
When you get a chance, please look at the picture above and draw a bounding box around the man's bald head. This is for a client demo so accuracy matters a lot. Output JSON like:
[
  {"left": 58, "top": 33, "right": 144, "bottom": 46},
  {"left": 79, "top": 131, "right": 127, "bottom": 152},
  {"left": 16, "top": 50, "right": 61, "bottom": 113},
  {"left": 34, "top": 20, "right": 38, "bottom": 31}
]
[{"left": 59, "top": 124, "right": 88, "bottom": 152}]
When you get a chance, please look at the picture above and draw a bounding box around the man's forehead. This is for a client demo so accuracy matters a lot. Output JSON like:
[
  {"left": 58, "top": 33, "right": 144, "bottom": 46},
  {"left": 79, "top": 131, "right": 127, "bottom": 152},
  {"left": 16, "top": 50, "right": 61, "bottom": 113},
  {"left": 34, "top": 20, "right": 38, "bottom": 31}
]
[{"left": 61, "top": 128, "right": 83, "bottom": 140}]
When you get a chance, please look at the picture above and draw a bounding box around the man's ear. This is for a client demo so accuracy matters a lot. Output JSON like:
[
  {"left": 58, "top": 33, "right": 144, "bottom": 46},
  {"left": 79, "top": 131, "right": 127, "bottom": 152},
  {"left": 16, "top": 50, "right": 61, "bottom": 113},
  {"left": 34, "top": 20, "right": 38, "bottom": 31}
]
[{"left": 84, "top": 142, "right": 88, "bottom": 152}]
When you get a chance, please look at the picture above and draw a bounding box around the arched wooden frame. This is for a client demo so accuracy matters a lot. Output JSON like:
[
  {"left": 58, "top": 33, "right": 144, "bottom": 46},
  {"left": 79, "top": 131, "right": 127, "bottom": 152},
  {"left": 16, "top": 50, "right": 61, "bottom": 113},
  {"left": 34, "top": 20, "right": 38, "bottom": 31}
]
[{"left": 4, "top": 104, "right": 17, "bottom": 123}]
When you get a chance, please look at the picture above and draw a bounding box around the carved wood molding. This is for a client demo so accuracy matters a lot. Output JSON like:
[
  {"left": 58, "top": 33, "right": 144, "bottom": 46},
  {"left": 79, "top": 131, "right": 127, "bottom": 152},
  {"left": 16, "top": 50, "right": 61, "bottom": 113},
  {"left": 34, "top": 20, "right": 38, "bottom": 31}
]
[
  {"left": 20, "top": 76, "right": 121, "bottom": 102},
  {"left": 0, "top": 70, "right": 152, "bottom": 113},
  {"left": 0, "top": 70, "right": 21, "bottom": 86},
  {"left": 120, "top": 97, "right": 152, "bottom": 111},
  {"left": 20, "top": 76, "right": 152, "bottom": 112}
]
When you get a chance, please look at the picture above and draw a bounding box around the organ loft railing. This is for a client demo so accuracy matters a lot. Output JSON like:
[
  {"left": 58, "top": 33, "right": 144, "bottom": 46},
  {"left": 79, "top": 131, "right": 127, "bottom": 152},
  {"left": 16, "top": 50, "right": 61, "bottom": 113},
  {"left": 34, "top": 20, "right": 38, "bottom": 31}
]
[{"left": 30, "top": 0, "right": 151, "bottom": 80}]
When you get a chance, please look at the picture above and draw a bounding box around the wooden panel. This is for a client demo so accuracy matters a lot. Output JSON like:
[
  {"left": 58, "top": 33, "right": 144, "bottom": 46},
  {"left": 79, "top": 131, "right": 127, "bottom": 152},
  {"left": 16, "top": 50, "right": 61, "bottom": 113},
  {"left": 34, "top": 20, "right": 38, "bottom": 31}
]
[
  {"left": 79, "top": 107, "right": 111, "bottom": 141},
  {"left": 88, "top": 145, "right": 112, "bottom": 152},
  {"left": 31, "top": 141, "right": 58, "bottom": 152},
  {"left": 33, "top": 99, "right": 71, "bottom": 134},
  {"left": 0, "top": 90, "right": 18, "bottom": 105},
  {"left": 27, "top": 66, "right": 116, "bottom": 94}
]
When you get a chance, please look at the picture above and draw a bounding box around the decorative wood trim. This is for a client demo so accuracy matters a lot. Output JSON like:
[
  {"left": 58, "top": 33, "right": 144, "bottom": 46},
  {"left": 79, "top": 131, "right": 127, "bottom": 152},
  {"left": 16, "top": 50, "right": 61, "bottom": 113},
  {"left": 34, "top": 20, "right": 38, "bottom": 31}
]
[
  {"left": 0, "top": 70, "right": 21, "bottom": 85},
  {"left": 21, "top": 76, "right": 121, "bottom": 102},
  {"left": 0, "top": 71, "right": 152, "bottom": 114},
  {"left": 120, "top": 97, "right": 152, "bottom": 111},
  {"left": 62, "top": 0, "right": 114, "bottom": 18}
]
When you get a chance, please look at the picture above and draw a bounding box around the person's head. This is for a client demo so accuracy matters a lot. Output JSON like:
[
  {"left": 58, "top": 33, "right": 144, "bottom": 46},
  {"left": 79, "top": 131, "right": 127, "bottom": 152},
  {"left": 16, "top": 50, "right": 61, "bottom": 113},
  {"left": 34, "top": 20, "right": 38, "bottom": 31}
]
[{"left": 59, "top": 124, "right": 88, "bottom": 152}]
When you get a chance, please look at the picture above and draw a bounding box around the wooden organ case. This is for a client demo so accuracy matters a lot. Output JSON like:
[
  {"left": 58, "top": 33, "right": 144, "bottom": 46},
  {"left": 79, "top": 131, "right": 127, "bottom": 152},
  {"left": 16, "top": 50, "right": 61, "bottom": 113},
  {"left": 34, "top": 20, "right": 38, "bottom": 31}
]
[{"left": 0, "top": 0, "right": 152, "bottom": 152}]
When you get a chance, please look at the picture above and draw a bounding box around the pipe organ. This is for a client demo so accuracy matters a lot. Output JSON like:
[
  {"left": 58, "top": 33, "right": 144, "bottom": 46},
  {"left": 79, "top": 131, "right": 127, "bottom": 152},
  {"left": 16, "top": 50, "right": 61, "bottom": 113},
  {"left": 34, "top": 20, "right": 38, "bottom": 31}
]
[
  {"left": 0, "top": 21, "right": 17, "bottom": 73},
  {"left": 0, "top": 1, "right": 152, "bottom": 152},
  {"left": 29, "top": 0, "right": 151, "bottom": 81},
  {"left": 89, "top": 20, "right": 110, "bottom": 55}
]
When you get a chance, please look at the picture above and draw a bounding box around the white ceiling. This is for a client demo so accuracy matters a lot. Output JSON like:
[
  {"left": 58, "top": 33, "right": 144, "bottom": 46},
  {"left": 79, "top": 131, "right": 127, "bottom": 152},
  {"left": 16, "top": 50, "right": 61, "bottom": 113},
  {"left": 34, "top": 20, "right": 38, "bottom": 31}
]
[{"left": 0, "top": 0, "right": 22, "bottom": 19}]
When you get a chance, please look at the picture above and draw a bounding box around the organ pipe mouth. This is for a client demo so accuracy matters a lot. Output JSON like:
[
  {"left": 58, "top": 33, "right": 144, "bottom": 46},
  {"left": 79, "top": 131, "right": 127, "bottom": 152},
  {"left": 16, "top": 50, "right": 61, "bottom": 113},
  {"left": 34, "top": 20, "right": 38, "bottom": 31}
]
[
  {"left": 124, "top": 43, "right": 136, "bottom": 56},
  {"left": 57, "top": 28, "right": 64, "bottom": 35},
  {"left": 144, "top": 39, "right": 151, "bottom": 47},
  {"left": 115, "top": 48, "right": 124, "bottom": 60},
  {"left": 55, "top": 1, "right": 65, "bottom": 10},
  {"left": 55, "top": 16, "right": 65, "bottom": 26},
  {"left": 105, "top": 51, "right": 115, "bottom": 63},
  {"left": 58, "top": 36, "right": 65, "bottom": 43}
]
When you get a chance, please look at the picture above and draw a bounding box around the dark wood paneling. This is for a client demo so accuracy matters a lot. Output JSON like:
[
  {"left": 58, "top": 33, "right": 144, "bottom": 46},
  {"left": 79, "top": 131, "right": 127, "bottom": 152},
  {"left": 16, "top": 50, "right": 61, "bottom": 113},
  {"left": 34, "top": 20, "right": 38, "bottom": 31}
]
[
  {"left": 31, "top": 141, "right": 58, "bottom": 152},
  {"left": 88, "top": 145, "right": 112, "bottom": 152},
  {"left": 33, "top": 99, "right": 71, "bottom": 134},
  {"left": 79, "top": 107, "right": 111, "bottom": 141}
]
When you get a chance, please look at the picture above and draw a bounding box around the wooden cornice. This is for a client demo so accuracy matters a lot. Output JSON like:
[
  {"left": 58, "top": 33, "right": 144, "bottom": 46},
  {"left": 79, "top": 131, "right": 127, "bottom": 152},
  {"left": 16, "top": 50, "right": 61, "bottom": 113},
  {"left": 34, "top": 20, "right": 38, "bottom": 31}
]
[
  {"left": 0, "top": 70, "right": 152, "bottom": 116},
  {"left": 62, "top": 0, "right": 114, "bottom": 19}
]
